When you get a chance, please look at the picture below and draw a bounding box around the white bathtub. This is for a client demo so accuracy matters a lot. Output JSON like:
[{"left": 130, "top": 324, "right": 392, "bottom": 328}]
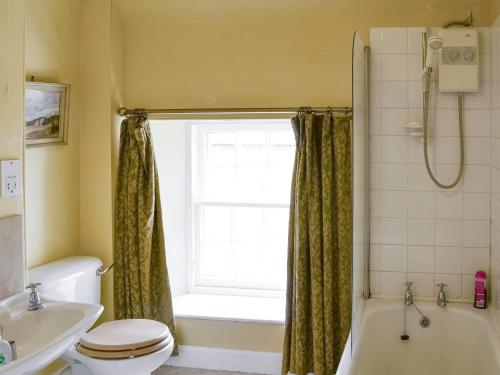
[{"left": 337, "top": 298, "right": 500, "bottom": 375}]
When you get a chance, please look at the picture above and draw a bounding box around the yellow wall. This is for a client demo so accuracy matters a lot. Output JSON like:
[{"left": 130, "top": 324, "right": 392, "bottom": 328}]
[
  {"left": 115, "top": 0, "right": 491, "bottom": 108},
  {"left": 492, "top": 0, "right": 500, "bottom": 21},
  {"left": 0, "top": 0, "right": 25, "bottom": 220},
  {"left": 25, "top": 0, "right": 82, "bottom": 268},
  {"left": 80, "top": 0, "right": 117, "bottom": 323}
]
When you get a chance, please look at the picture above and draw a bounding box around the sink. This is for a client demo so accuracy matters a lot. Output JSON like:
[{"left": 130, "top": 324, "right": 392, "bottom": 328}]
[{"left": 0, "top": 292, "right": 102, "bottom": 374}]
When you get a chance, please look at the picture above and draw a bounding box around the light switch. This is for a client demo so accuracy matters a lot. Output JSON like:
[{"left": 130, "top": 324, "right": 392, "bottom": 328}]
[{"left": 1, "top": 160, "right": 22, "bottom": 197}]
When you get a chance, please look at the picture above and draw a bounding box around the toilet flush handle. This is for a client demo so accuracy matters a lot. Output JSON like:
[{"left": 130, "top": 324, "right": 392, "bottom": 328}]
[{"left": 96, "top": 263, "right": 114, "bottom": 277}]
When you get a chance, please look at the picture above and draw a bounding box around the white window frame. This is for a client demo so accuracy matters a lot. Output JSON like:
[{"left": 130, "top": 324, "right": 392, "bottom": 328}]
[{"left": 187, "top": 119, "right": 293, "bottom": 298}]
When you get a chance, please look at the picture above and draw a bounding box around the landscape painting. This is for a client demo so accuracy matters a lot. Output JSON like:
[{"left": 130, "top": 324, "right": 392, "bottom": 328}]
[{"left": 25, "top": 82, "right": 70, "bottom": 146}]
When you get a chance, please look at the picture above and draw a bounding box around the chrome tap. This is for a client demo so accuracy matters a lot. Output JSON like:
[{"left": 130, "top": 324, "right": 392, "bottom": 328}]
[
  {"left": 25, "top": 283, "right": 44, "bottom": 311},
  {"left": 404, "top": 281, "right": 414, "bottom": 305},
  {"left": 436, "top": 283, "right": 447, "bottom": 307}
]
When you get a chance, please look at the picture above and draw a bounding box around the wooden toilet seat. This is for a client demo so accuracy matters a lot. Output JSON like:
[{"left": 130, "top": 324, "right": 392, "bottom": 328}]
[
  {"left": 76, "top": 335, "right": 173, "bottom": 359},
  {"left": 76, "top": 319, "right": 172, "bottom": 359}
]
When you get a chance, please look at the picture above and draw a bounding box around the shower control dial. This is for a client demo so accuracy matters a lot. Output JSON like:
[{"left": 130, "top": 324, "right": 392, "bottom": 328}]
[
  {"left": 441, "top": 47, "right": 477, "bottom": 65},
  {"left": 448, "top": 49, "right": 460, "bottom": 61},
  {"left": 464, "top": 47, "right": 475, "bottom": 62}
]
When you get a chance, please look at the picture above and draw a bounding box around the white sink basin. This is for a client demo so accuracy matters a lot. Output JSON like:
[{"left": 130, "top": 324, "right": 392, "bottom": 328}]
[{"left": 0, "top": 293, "right": 102, "bottom": 374}]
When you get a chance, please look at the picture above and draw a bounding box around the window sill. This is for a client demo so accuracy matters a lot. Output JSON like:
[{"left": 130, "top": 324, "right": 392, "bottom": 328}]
[{"left": 173, "top": 293, "right": 286, "bottom": 324}]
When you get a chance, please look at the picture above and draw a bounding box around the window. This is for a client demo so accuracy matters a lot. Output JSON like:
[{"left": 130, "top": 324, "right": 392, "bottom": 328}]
[{"left": 190, "top": 120, "right": 295, "bottom": 297}]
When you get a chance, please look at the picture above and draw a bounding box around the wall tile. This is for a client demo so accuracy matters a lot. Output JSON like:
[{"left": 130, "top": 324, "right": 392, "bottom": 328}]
[
  {"left": 462, "top": 274, "right": 475, "bottom": 299},
  {"left": 370, "top": 271, "right": 381, "bottom": 294},
  {"left": 434, "top": 109, "right": 460, "bottom": 137},
  {"left": 435, "top": 165, "right": 464, "bottom": 191},
  {"left": 381, "top": 54, "right": 408, "bottom": 81},
  {"left": 435, "top": 246, "right": 462, "bottom": 274},
  {"left": 464, "top": 165, "right": 490, "bottom": 192},
  {"left": 407, "top": 54, "right": 423, "bottom": 81},
  {"left": 381, "top": 136, "right": 408, "bottom": 163},
  {"left": 408, "top": 272, "right": 435, "bottom": 297},
  {"left": 407, "top": 191, "right": 435, "bottom": 218},
  {"left": 370, "top": 244, "right": 381, "bottom": 271},
  {"left": 407, "top": 218, "right": 435, "bottom": 246},
  {"left": 381, "top": 218, "right": 407, "bottom": 244},
  {"left": 408, "top": 81, "right": 423, "bottom": 109},
  {"left": 465, "top": 110, "right": 490, "bottom": 137},
  {"left": 370, "top": 26, "right": 493, "bottom": 298},
  {"left": 466, "top": 82, "right": 491, "bottom": 110},
  {"left": 381, "top": 271, "right": 407, "bottom": 295},
  {"left": 408, "top": 164, "right": 436, "bottom": 191},
  {"left": 462, "top": 247, "right": 490, "bottom": 274},
  {"left": 479, "top": 27, "right": 491, "bottom": 54},
  {"left": 436, "top": 191, "right": 463, "bottom": 219},
  {"left": 435, "top": 137, "right": 460, "bottom": 164},
  {"left": 370, "top": 28, "right": 382, "bottom": 54},
  {"left": 380, "top": 27, "right": 408, "bottom": 54},
  {"left": 435, "top": 219, "right": 462, "bottom": 247},
  {"left": 480, "top": 53, "right": 491, "bottom": 82},
  {"left": 382, "top": 81, "right": 409, "bottom": 108},
  {"left": 380, "top": 190, "right": 407, "bottom": 217},
  {"left": 409, "top": 138, "right": 433, "bottom": 164},
  {"left": 407, "top": 27, "right": 426, "bottom": 54},
  {"left": 465, "top": 137, "right": 490, "bottom": 165},
  {"left": 407, "top": 246, "right": 434, "bottom": 273},
  {"left": 381, "top": 245, "right": 407, "bottom": 272},
  {"left": 463, "top": 192, "right": 490, "bottom": 220},
  {"left": 379, "top": 163, "right": 408, "bottom": 190},
  {"left": 380, "top": 109, "right": 408, "bottom": 135},
  {"left": 463, "top": 220, "right": 490, "bottom": 248}
]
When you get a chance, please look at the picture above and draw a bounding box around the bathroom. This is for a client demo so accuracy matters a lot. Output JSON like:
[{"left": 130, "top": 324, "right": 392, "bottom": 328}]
[{"left": 1, "top": 0, "right": 500, "bottom": 374}]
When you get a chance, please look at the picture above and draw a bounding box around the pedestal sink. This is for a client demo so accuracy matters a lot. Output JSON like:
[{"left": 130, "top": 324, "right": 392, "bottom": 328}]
[{"left": 0, "top": 292, "right": 102, "bottom": 374}]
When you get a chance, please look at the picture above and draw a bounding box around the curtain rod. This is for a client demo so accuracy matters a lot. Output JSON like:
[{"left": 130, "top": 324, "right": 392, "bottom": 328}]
[{"left": 117, "top": 106, "right": 352, "bottom": 117}]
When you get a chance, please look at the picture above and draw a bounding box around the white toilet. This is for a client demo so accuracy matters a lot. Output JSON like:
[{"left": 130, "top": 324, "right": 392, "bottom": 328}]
[{"left": 29, "top": 256, "right": 175, "bottom": 375}]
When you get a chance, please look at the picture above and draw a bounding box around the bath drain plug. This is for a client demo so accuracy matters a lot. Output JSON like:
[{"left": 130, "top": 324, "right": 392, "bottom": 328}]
[{"left": 420, "top": 316, "right": 431, "bottom": 328}]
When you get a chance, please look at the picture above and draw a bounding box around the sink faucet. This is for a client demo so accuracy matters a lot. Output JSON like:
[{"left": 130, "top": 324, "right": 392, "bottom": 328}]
[
  {"left": 436, "top": 283, "right": 447, "bottom": 307},
  {"left": 404, "top": 281, "right": 414, "bottom": 305},
  {"left": 26, "top": 283, "right": 44, "bottom": 311}
]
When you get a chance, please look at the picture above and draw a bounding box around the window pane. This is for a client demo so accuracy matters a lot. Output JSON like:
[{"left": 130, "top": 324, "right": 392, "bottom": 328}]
[
  {"left": 207, "top": 132, "right": 236, "bottom": 167},
  {"left": 194, "top": 121, "right": 294, "bottom": 293},
  {"left": 237, "top": 132, "right": 266, "bottom": 167},
  {"left": 202, "top": 206, "right": 231, "bottom": 243}
]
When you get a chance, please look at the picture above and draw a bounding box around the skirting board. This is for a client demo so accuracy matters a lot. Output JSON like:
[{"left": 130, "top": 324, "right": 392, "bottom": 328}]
[{"left": 165, "top": 345, "right": 282, "bottom": 374}]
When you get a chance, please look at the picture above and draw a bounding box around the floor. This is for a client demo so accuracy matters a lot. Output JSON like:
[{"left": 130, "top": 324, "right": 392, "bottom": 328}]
[{"left": 154, "top": 366, "right": 263, "bottom": 375}]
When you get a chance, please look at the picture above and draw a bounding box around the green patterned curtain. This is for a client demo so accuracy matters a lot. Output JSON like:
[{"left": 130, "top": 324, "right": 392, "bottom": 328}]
[
  {"left": 282, "top": 112, "right": 352, "bottom": 375},
  {"left": 113, "top": 115, "right": 178, "bottom": 355}
]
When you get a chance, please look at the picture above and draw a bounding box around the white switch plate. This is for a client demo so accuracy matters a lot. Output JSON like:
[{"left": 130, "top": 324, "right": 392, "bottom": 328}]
[{"left": 1, "top": 160, "right": 22, "bottom": 197}]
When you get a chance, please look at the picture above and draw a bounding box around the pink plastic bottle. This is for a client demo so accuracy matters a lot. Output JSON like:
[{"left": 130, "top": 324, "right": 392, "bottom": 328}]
[{"left": 474, "top": 271, "right": 487, "bottom": 309}]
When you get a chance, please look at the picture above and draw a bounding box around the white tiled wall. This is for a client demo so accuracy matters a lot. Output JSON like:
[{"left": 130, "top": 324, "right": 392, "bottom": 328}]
[{"left": 370, "top": 27, "right": 491, "bottom": 300}]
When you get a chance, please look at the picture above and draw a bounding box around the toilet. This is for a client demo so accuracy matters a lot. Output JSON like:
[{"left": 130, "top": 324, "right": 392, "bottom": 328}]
[{"left": 28, "top": 256, "right": 175, "bottom": 375}]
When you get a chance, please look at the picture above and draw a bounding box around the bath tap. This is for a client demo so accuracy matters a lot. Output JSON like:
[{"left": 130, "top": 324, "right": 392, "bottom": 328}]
[
  {"left": 436, "top": 283, "right": 447, "bottom": 307},
  {"left": 404, "top": 281, "right": 414, "bottom": 305},
  {"left": 25, "top": 283, "right": 44, "bottom": 311}
]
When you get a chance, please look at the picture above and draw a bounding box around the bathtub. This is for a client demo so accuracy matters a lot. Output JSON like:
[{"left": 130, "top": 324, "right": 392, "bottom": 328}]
[{"left": 337, "top": 298, "right": 500, "bottom": 375}]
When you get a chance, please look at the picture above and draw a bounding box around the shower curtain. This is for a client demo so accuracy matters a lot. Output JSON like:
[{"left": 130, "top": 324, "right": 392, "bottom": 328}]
[
  {"left": 282, "top": 112, "right": 352, "bottom": 375},
  {"left": 113, "top": 114, "right": 178, "bottom": 355}
]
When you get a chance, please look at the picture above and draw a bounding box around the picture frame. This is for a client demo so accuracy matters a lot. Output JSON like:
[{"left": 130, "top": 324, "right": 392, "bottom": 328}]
[{"left": 25, "top": 82, "right": 70, "bottom": 146}]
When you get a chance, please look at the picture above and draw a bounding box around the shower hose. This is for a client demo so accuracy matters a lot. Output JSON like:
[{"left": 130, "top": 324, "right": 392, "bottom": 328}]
[{"left": 422, "top": 70, "right": 464, "bottom": 189}]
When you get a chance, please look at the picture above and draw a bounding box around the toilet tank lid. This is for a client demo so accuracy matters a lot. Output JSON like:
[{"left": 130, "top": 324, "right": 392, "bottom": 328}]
[{"left": 28, "top": 256, "right": 103, "bottom": 286}]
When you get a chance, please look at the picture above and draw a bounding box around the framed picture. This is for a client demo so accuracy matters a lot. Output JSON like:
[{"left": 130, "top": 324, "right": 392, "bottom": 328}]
[{"left": 25, "top": 82, "right": 70, "bottom": 146}]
